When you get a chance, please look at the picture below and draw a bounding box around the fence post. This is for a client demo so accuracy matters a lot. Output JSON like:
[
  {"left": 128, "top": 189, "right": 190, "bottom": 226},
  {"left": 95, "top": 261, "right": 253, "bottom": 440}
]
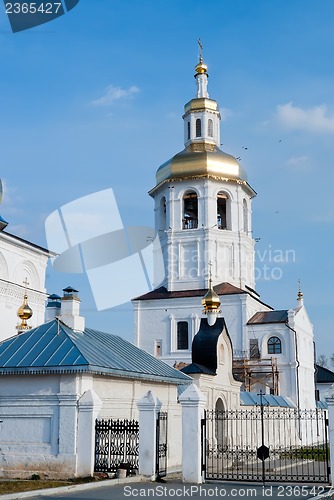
[
  {"left": 179, "top": 383, "right": 206, "bottom": 484},
  {"left": 137, "top": 391, "right": 161, "bottom": 480},
  {"left": 77, "top": 389, "right": 102, "bottom": 477},
  {"left": 325, "top": 391, "right": 334, "bottom": 485}
]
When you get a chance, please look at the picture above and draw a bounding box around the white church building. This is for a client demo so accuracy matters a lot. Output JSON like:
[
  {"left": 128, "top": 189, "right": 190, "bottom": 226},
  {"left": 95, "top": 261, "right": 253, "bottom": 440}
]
[
  {"left": 0, "top": 51, "right": 331, "bottom": 481},
  {"left": 0, "top": 212, "right": 50, "bottom": 341},
  {"left": 133, "top": 53, "right": 316, "bottom": 410}
]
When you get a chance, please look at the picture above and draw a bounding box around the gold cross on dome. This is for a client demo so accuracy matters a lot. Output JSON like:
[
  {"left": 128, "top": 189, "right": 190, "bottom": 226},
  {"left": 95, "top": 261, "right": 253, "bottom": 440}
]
[
  {"left": 198, "top": 38, "right": 203, "bottom": 60},
  {"left": 208, "top": 261, "right": 213, "bottom": 280}
]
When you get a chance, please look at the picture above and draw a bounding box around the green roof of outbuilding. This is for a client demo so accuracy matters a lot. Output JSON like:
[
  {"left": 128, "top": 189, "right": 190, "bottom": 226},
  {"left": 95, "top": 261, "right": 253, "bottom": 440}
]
[{"left": 0, "top": 320, "right": 192, "bottom": 384}]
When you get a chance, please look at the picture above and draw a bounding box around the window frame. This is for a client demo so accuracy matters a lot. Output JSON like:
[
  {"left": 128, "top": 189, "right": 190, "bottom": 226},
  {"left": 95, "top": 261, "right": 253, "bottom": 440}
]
[
  {"left": 267, "top": 336, "right": 282, "bottom": 354},
  {"left": 196, "top": 118, "right": 202, "bottom": 138},
  {"left": 208, "top": 118, "right": 213, "bottom": 137},
  {"left": 176, "top": 321, "right": 189, "bottom": 351}
]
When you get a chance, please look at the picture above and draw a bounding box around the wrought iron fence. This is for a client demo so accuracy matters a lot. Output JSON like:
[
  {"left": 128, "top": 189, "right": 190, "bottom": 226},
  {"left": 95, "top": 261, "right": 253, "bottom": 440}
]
[
  {"left": 202, "top": 404, "right": 329, "bottom": 483},
  {"left": 94, "top": 418, "right": 139, "bottom": 474},
  {"left": 156, "top": 411, "right": 168, "bottom": 478}
]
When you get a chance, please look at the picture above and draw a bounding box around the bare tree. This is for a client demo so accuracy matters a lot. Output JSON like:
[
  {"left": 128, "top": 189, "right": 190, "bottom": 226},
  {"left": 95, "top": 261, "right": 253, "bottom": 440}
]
[{"left": 331, "top": 354, "right": 334, "bottom": 368}]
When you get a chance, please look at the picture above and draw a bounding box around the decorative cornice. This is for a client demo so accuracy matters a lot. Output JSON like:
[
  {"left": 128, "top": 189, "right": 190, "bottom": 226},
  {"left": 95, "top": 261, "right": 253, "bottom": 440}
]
[{"left": 149, "top": 175, "right": 256, "bottom": 198}]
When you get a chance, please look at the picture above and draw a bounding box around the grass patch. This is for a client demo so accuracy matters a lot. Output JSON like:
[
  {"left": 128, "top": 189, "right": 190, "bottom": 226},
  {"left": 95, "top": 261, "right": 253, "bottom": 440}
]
[
  {"left": 0, "top": 477, "right": 97, "bottom": 495},
  {"left": 0, "top": 481, "right": 71, "bottom": 495}
]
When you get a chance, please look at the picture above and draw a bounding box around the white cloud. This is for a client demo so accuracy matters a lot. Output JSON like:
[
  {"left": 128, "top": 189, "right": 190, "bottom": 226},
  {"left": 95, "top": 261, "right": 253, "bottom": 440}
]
[
  {"left": 91, "top": 85, "right": 140, "bottom": 106},
  {"left": 276, "top": 102, "right": 334, "bottom": 134},
  {"left": 285, "top": 156, "right": 310, "bottom": 169}
]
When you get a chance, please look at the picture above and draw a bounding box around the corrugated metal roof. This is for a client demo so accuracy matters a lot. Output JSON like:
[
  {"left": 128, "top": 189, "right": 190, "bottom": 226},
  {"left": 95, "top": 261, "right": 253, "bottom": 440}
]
[
  {"left": 0, "top": 320, "right": 192, "bottom": 384},
  {"left": 247, "top": 310, "right": 288, "bottom": 325},
  {"left": 134, "top": 283, "right": 273, "bottom": 310},
  {"left": 240, "top": 391, "right": 295, "bottom": 408}
]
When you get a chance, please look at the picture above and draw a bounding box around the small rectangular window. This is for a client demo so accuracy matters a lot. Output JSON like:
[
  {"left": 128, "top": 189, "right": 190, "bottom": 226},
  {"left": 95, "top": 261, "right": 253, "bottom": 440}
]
[
  {"left": 177, "top": 321, "right": 189, "bottom": 350},
  {"left": 196, "top": 118, "right": 202, "bottom": 137},
  {"left": 155, "top": 339, "right": 162, "bottom": 357},
  {"left": 208, "top": 118, "right": 213, "bottom": 137}
]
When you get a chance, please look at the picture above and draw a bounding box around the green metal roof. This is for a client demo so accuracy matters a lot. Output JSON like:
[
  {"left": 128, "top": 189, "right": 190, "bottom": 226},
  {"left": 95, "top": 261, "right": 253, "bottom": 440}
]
[
  {"left": 240, "top": 391, "right": 295, "bottom": 408},
  {"left": 0, "top": 320, "right": 192, "bottom": 385}
]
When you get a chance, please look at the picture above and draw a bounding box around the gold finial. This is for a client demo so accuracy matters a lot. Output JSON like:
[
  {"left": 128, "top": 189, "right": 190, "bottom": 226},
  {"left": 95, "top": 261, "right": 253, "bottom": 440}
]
[
  {"left": 16, "top": 278, "right": 33, "bottom": 333},
  {"left": 202, "top": 262, "right": 220, "bottom": 314},
  {"left": 195, "top": 38, "right": 208, "bottom": 74},
  {"left": 297, "top": 278, "right": 303, "bottom": 301}
]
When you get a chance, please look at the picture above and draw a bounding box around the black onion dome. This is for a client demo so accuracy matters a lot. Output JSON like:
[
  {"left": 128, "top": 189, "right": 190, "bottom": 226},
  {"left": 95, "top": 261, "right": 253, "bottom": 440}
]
[{"left": 191, "top": 317, "right": 227, "bottom": 374}]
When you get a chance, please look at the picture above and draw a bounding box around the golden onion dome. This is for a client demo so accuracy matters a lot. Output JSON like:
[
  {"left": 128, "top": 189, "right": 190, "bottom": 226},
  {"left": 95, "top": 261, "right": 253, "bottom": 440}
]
[
  {"left": 156, "top": 143, "right": 248, "bottom": 186},
  {"left": 202, "top": 281, "right": 220, "bottom": 313},
  {"left": 17, "top": 295, "right": 33, "bottom": 320},
  {"left": 16, "top": 293, "right": 33, "bottom": 332},
  {"left": 195, "top": 59, "right": 208, "bottom": 74}
]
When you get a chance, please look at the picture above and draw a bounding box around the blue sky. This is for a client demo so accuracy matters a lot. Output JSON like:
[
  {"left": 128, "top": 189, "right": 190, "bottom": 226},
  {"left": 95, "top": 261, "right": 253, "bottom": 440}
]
[{"left": 0, "top": 0, "right": 334, "bottom": 359}]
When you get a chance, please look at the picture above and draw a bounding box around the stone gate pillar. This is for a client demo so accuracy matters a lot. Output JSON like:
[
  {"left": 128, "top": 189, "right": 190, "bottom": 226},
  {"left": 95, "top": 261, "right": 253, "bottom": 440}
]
[
  {"left": 77, "top": 389, "right": 102, "bottom": 477},
  {"left": 325, "top": 390, "right": 334, "bottom": 485},
  {"left": 179, "top": 384, "right": 206, "bottom": 484},
  {"left": 137, "top": 391, "right": 161, "bottom": 480}
]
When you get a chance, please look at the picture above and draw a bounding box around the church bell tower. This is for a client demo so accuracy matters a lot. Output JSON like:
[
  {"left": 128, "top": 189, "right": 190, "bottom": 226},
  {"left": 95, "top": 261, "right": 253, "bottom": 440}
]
[{"left": 149, "top": 49, "right": 256, "bottom": 292}]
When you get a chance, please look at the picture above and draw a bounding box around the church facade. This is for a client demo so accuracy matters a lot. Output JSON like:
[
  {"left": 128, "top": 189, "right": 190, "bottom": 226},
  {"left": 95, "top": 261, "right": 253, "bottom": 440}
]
[
  {"left": 0, "top": 219, "right": 50, "bottom": 341},
  {"left": 133, "top": 54, "right": 316, "bottom": 410}
]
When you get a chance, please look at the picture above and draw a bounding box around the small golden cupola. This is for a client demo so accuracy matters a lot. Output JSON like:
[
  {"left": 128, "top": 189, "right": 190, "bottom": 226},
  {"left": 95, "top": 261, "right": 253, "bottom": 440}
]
[
  {"left": 202, "top": 266, "right": 220, "bottom": 325},
  {"left": 194, "top": 39, "right": 208, "bottom": 76},
  {"left": 155, "top": 41, "right": 249, "bottom": 188},
  {"left": 16, "top": 278, "right": 33, "bottom": 334},
  {"left": 297, "top": 279, "right": 304, "bottom": 307}
]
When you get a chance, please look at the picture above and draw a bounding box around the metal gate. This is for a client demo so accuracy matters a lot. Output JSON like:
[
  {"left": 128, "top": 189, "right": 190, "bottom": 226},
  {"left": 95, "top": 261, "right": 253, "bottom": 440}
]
[
  {"left": 94, "top": 418, "right": 139, "bottom": 474},
  {"left": 202, "top": 404, "right": 330, "bottom": 483},
  {"left": 156, "top": 411, "right": 168, "bottom": 478}
]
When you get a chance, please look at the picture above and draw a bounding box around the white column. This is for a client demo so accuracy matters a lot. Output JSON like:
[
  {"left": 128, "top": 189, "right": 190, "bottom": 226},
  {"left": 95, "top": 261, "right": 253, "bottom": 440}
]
[
  {"left": 325, "top": 391, "right": 334, "bottom": 485},
  {"left": 137, "top": 391, "right": 161, "bottom": 480},
  {"left": 77, "top": 389, "right": 102, "bottom": 477},
  {"left": 179, "top": 384, "right": 207, "bottom": 484}
]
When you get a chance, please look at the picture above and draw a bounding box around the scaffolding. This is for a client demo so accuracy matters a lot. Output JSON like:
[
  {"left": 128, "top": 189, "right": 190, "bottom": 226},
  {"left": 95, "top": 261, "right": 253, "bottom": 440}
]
[{"left": 232, "top": 356, "right": 280, "bottom": 395}]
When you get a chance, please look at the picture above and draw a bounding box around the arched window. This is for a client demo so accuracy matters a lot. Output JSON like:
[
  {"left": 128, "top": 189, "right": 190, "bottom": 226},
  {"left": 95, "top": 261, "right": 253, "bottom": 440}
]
[
  {"left": 217, "top": 192, "right": 228, "bottom": 229},
  {"left": 208, "top": 119, "right": 213, "bottom": 137},
  {"left": 159, "top": 196, "right": 166, "bottom": 231},
  {"left": 177, "top": 321, "right": 189, "bottom": 350},
  {"left": 196, "top": 118, "right": 202, "bottom": 137},
  {"left": 243, "top": 199, "right": 248, "bottom": 233},
  {"left": 187, "top": 121, "right": 190, "bottom": 140},
  {"left": 268, "top": 336, "right": 282, "bottom": 354},
  {"left": 183, "top": 191, "right": 198, "bottom": 229}
]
